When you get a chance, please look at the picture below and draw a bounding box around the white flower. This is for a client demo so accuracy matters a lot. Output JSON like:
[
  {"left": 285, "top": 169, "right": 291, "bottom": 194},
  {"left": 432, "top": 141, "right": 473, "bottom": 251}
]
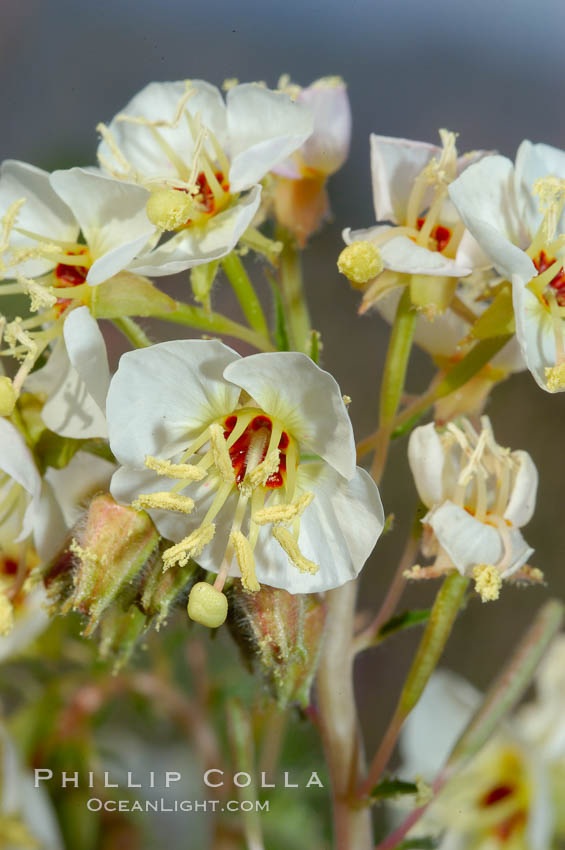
[
  {"left": 407, "top": 417, "right": 538, "bottom": 600},
  {"left": 340, "top": 132, "right": 487, "bottom": 310},
  {"left": 399, "top": 669, "right": 557, "bottom": 850},
  {"left": 106, "top": 340, "right": 384, "bottom": 624},
  {"left": 96, "top": 79, "right": 313, "bottom": 273},
  {"left": 273, "top": 76, "right": 351, "bottom": 179},
  {"left": 448, "top": 141, "right": 565, "bottom": 392},
  {"left": 0, "top": 724, "right": 63, "bottom": 849}
]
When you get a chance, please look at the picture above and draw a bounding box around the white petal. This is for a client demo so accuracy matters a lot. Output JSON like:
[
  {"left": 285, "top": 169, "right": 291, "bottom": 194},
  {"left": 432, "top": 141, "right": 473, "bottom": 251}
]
[
  {"left": 0, "top": 418, "right": 40, "bottom": 498},
  {"left": 298, "top": 81, "right": 351, "bottom": 176},
  {"left": 515, "top": 140, "right": 565, "bottom": 237},
  {"left": 97, "top": 80, "right": 228, "bottom": 180},
  {"left": 342, "top": 223, "right": 391, "bottom": 244},
  {"left": 528, "top": 758, "right": 554, "bottom": 850},
  {"left": 380, "top": 235, "right": 471, "bottom": 277},
  {"left": 0, "top": 160, "right": 78, "bottom": 277},
  {"left": 227, "top": 84, "right": 313, "bottom": 192},
  {"left": 129, "top": 187, "right": 261, "bottom": 276},
  {"left": 426, "top": 500, "right": 533, "bottom": 576},
  {"left": 370, "top": 134, "right": 441, "bottom": 223},
  {"left": 505, "top": 450, "right": 538, "bottom": 527},
  {"left": 455, "top": 212, "right": 535, "bottom": 282},
  {"left": 399, "top": 670, "right": 480, "bottom": 780},
  {"left": 107, "top": 339, "right": 241, "bottom": 467},
  {"left": 223, "top": 352, "right": 356, "bottom": 479},
  {"left": 512, "top": 271, "right": 557, "bottom": 391},
  {"left": 408, "top": 423, "right": 446, "bottom": 507},
  {"left": 40, "top": 309, "right": 109, "bottom": 439},
  {"left": 448, "top": 155, "right": 523, "bottom": 246},
  {"left": 0, "top": 586, "right": 50, "bottom": 663},
  {"left": 63, "top": 306, "right": 110, "bottom": 411},
  {"left": 252, "top": 463, "right": 384, "bottom": 593},
  {"left": 31, "top": 481, "right": 67, "bottom": 562},
  {"left": 49, "top": 168, "right": 155, "bottom": 282},
  {"left": 45, "top": 450, "right": 115, "bottom": 528}
]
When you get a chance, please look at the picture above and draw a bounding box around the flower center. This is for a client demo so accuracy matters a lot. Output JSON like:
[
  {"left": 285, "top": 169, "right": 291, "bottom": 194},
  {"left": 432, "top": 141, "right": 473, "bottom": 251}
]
[
  {"left": 533, "top": 249, "right": 565, "bottom": 305},
  {"left": 416, "top": 216, "right": 452, "bottom": 253},
  {"left": 224, "top": 413, "right": 289, "bottom": 488},
  {"left": 54, "top": 247, "right": 91, "bottom": 315}
]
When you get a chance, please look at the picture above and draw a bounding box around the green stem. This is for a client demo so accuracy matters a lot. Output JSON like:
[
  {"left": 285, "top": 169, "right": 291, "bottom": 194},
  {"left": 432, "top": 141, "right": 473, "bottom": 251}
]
[
  {"left": 371, "top": 287, "right": 417, "bottom": 482},
  {"left": 112, "top": 317, "right": 152, "bottom": 349},
  {"left": 221, "top": 252, "right": 270, "bottom": 337},
  {"left": 226, "top": 699, "right": 265, "bottom": 850},
  {"left": 153, "top": 301, "right": 275, "bottom": 351},
  {"left": 277, "top": 226, "right": 312, "bottom": 353},
  {"left": 358, "top": 572, "right": 469, "bottom": 797}
]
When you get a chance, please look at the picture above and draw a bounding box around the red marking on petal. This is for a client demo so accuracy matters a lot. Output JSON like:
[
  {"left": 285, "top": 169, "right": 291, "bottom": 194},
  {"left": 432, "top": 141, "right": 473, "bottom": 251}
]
[
  {"left": 481, "top": 784, "right": 514, "bottom": 807},
  {"left": 416, "top": 216, "right": 452, "bottom": 253},
  {"left": 534, "top": 250, "right": 565, "bottom": 306}
]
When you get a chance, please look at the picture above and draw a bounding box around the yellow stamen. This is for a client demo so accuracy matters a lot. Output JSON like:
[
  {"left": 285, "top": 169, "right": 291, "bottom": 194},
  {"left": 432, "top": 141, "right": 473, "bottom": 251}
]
[
  {"left": 272, "top": 526, "right": 319, "bottom": 575},
  {"left": 209, "top": 423, "right": 235, "bottom": 483},
  {"left": 144, "top": 455, "right": 206, "bottom": 481},
  {"left": 544, "top": 362, "right": 565, "bottom": 392},
  {"left": 146, "top": 188, "right": 194, "bottom": 230},
  {"left": 245, "top": 449, "right": 280, "bottom": 490},
  {"left": 253, "top": 491, "right": 314, "bottom": 526},
  {"left": 0, "top": 593, "right": 14, "bottom": 636},
  {"left": 162, "top": 523, "right": 216, "bottom": 570},
  {"left": 337, "top": 241, "right": 383, "bottom": 288},
  {"left": 230, "top": 530, "right": 260, "bottom": 592},
  {"left": 16, "top": 274, "right": 57, "bottom": 312},
  {"left": 0, "top": 376, "right": 16, "bottom": 417},
  {"left": 473, "top": 563, "right": 502, "bottom": 602},
  {"left": 132, "top": 492, "right": 195, "bottom": 513}
]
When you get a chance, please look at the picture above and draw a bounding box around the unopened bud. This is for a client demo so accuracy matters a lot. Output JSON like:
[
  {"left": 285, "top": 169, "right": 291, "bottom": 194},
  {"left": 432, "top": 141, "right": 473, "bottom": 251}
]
[
  {"left": 337, "top": 241, "right": 383, "bottom": 289},
  {"left": 187, "top": 582, "right": 228, "bottom": 628},
  {"left": 146, "top": 188, "right": 192, "bottom": 231},
  {"left": 228, "top": 586, "right": 326, "bottom": 708},
  {"left": 0, "top": 376, "right": 16, "bottom": 417}
]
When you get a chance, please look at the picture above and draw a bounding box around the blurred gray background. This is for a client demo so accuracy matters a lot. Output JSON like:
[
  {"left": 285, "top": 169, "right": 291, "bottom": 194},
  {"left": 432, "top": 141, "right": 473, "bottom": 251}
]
[{"left": 2, "top": 0, "right": 565, "bottom": 767}]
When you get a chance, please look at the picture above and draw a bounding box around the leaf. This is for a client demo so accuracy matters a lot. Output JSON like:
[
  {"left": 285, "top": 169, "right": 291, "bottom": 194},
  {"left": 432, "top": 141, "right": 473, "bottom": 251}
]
[
  {"left": 91, "top": 272, "right": 176, "bottom": 318},
  {"left": 266, "top": 273, "right": 290, "bottom": 351},
  {"left": 469, "top": 287, "right": 515, "bottom": 340},
  {"left": 370, "top": 777, "right": 419, "bottom": 800},
  {"left": 434, "top": 336, "right": 512, "bottom": 399},
  {"left": 377, "top": 609, "right": 431, "bottom": 642}
]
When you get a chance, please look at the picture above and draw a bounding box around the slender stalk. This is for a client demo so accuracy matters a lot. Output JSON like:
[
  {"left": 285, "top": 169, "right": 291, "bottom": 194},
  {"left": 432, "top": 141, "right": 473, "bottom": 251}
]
[
  {"left": 317, "top": 581, "right": 373, "bottom": 850},
  {"left": 359, "top": 573, "right": 469, "bottom": 798},
  {"left": 154, "top": 301, "right": 275, "bottom": 351},
  {"left": 221, "top": 252, "right": 270, "bottom": 337},
  {"left": 371, "top": 288, "right": 416, "bottom": 482},
  {"left": 227, "top": 699, "right": 265, "bottom": 850},
  {"left": 112, "top": 316, "right": 152, "bottom": 348},
  {"left": 277, "top": 226, "right": 312, "bottom": 352}
]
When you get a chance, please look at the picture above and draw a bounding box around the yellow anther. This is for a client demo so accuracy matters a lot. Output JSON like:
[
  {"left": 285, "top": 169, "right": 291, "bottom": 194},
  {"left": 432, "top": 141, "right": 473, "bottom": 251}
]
[
  {"left": 132, "top": 492, "right": 195, "bottom": 514},
  {"left": 17, "top": 274, "right": 57, "bottom": 312},
  {"left": 144, "top": 455, "right": 206, "bottom": 481},
  {"left": 0, "top": 376, "right": 17, "bottom": 417},
  {"left": 187, "top": 581, "right": 228, "bottom": 628},
  {"left": 245, "top": 449, "right": 280, "bottom": 489},
  {"left": 0, "top": 198, "right": 25, "bottom": 254},
  {"left": 146, "top": 188, "right": 193, "bottom": 231},
  {"left": 337, "top": 241, "right": 383, "bottom": 289},
  {"left": 162, "top": 523, "right": 216, "bottom": 570},
  {"left": 545, "top": 362, "right": 565, "bottom": 392},
  {"left": 231, "top": 530, "right": 260, "bottom": 592},
  {"left": 222, "top": 78, "right": 239, "bottom": 91},
  {"left": 0, "top": 593, "right": 14, "bottom": 636},
  {"left": 272, "top": 526, "right": 319, "bottom": 575},
  {"left": 534, "top": 175, "right": 565, "bottom": 240},
  {"left": 473, "top": 563, "right": 503, "bottom": 602},
  {"left": 312, "top": 75, "right": 345, "bottom": 89},
  {"left": 209, "top": 423, "right": 235, "bottom": 483},
  {"left": 253, "top": 491, "right": 314, "bottom": 526}
]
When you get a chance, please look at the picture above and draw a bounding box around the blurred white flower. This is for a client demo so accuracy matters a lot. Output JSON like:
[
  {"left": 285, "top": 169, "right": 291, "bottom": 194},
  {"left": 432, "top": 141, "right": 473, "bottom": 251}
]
[
  {"left": 449, "top": 141, "right": 565, "bottom": 392},
  {"left": 407, "top": 417, "right": 538, "bottom": 601}
]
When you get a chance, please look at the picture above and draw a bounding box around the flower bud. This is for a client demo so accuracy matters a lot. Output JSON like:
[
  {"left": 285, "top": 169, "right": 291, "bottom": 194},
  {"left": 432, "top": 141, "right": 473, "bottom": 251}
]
[
  {"left": 228, "top": 586, "right": 327, "bottom": 708},
  {"left": 273, "top": 176, "right": 329, "bottom": 247}
]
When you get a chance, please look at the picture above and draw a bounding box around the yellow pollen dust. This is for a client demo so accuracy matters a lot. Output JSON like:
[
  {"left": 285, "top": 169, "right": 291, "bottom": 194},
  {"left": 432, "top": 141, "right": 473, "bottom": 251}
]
[
  {"left": 0, "top": 594, "right": 14, "bottom": 636},
  {"left": 544, "top": 362, "right": 565, "bottom": 392},
  {"left": 473, "top": 563, "right": 503, "bottom": 603},
  {"left": 209, "top": 423, "right": 235, "bottom": 483},
  {"left": 146, "top": 189, "right": 193, "bottom": 231},
  {"left": 187, "top": 581, "right": 228, "bottom": 628},
  {"left": 144, "top": 455, "right": 206, "bottom": 481},
  {"left": 0, "top": 376, "right": 16, "bottom": 417},
  {"left": 253, "top": 491, "right": 314, "bottom": 526},
  {"left": 132, "top": 492, "right": 195, "bottom": 514},
  {"left": 337, "top": 241, "right": 383, "bottom": 288},
  {"left": 245, "top": 449, "right": 280, "bottom": 490},
  {"left": 162, "top": 523, "right": 216, "bottom": 570},
  {"left": 231, "top": 530, "right": 260, "bottom": 592},
  {"left": 272, "top": 527, "right": 319, "bottom": 575}
]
